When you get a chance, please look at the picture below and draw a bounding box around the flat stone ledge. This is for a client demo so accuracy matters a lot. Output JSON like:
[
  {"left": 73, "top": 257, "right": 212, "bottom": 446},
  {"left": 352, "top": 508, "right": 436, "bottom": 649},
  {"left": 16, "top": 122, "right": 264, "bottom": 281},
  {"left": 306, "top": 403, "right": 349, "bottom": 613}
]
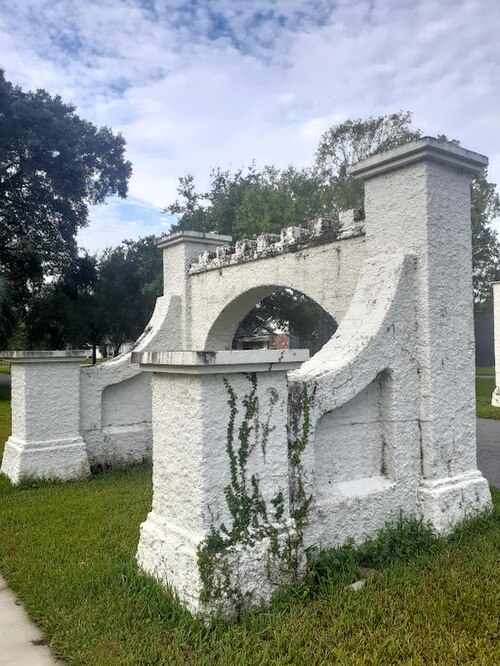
[
  {"left": 156, "top": 230, "right": 232, "bottom": 249},
  {"left": 132, "top": 349, "right": 309, "bottom": 374},
  {"left": 349, "top": 137, "right": 488, "bottom": 180},
  {"left": 0, "top": 350, "right": 90, "bottom": 363}
]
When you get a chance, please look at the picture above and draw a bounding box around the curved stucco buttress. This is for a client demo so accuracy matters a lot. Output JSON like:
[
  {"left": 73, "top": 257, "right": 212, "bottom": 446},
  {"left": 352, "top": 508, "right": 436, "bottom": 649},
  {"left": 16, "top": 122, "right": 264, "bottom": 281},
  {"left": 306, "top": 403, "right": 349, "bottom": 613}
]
[
  {"left": 80, "top": 293, "right": 181, "bottom": 467},
  {"left": 289, "top": 253, "right": 422, "bottom": 549},
  {"left": 188, "top": 234, "right": 366, "bottom": 350}
]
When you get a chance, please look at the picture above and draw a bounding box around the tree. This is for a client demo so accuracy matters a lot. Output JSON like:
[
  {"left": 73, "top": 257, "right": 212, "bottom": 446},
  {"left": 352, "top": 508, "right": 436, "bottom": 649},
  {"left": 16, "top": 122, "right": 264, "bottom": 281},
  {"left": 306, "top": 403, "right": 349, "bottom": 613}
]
[
  {"left": 471, "top": 171, "right": 500, "bottom": 309},
  {"left": 97, "top": 236, "right": 162, "bottom": 354},
  {"left": 25, "top": 254, "right": 106, "bottom": 360},
  {"left": 24, "top": 237, "right": 162, "bottom": 361},
  {"left": 236, "top": 289, "right": 337, "bottom": 354},
  {"left": 0, "top": 275, "right": 14, "bottom": 348},
  {"left": 0, "top": 70, "right": 132, "bottom": 307}
]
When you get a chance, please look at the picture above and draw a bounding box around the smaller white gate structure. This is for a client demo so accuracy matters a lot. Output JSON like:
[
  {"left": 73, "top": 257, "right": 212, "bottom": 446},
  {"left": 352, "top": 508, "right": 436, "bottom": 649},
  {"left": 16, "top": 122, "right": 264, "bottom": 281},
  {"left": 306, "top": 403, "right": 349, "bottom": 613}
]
[{"left": 1, "top": 350, "right": 91, "bottom": 482}]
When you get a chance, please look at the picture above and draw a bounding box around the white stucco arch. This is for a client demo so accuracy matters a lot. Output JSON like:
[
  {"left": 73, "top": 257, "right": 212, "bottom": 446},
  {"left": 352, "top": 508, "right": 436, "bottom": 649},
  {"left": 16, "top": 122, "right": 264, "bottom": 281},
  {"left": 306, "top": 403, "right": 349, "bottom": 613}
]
[{"left": 186, "top": 231, "right": 366, "bottom": 350}]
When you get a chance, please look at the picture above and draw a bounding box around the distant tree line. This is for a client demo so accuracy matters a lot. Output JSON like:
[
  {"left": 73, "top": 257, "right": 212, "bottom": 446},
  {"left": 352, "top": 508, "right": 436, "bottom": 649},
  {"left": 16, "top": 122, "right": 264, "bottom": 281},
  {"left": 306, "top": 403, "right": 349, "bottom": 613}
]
[{"left": 21, "top": 237, "right": 162, "bottom": 363}]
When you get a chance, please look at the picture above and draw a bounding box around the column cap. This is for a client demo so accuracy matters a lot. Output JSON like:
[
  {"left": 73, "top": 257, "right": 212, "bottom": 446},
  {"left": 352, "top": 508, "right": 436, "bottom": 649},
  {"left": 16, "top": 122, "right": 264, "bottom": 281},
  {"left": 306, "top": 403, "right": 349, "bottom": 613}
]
[
  {"left": 349, "top": 137, "right": 488, "bottom": 181},
  {"left": 131, "top": 349, "right": 309, "bottom": 374},
  {"left": 157, "top": 230, "right": 233, "bottom": 249},
  {"left": 0, "top": 350, "right": 91, "bottom": 364}
]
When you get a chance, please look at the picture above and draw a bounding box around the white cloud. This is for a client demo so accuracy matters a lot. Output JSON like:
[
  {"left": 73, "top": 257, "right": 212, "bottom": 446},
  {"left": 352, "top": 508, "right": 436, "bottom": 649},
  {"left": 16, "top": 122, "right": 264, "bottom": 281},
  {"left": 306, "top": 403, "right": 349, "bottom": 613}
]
[{"left": 1, "top": 0, "right": 499, "bottom": 250}]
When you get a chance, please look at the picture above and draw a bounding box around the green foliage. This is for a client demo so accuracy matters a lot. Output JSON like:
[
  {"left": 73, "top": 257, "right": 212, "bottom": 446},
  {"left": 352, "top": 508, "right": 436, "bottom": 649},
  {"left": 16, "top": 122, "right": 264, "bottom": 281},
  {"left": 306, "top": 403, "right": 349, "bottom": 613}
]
[
  {"left": 236, "top": 288, "right": 337, "bottom": 354},
  {"left": 165, "top": 164, "right": 335, "bottom": 239},
  {"left": 0, "top": 69, "right": 132, "bottom": 307},
  {"left": 0, "top": 275, "right": 14, "bottom": 348},
  {"left": 315, "top": 111, "right": 422, "bottom": 176},
  {"left": 97, "top": 236, "right": 163, "bottom": 354},
  {"left": 476, "top": 376, "right": 500, "bottom": 420},
  {"left": 0, "top": 417, "right": 498, "bottom": 665},
  {"left": 21, "top": 236, "right": 162, "bottom": 359},
  {"left": 197, "top": 374, "right": 297, "bottom": 608},
  {"left": 471, "top": 171, "right": 500, "bottom": 309},
  {"left": 306, "top": 515, "right": 439, "bottom": 591}
]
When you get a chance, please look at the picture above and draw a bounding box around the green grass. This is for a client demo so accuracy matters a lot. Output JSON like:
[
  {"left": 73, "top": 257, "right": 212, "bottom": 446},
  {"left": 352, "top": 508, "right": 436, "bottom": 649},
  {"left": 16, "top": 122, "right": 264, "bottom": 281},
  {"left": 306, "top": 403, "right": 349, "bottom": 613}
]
[
  {"left": 476, "top": 376, "right": 500, "bottom": 419},
  {"left": 476, "top": 366, "right": 495, "bottom": 376},
  {"left": 0, "top": 385, "right": 11, "bottom": 456},
  {"left": 0, "top": 364, "right": 10, "bottom": 374},
  {"left": 0, "top": 383, "right": 499, "bottom": 664}
]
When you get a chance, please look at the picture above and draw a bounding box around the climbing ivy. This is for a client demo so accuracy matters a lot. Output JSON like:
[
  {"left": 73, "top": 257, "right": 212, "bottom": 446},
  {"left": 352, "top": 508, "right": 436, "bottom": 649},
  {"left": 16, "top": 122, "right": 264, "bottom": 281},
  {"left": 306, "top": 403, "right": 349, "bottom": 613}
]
[
  {"left": 197, "top": 374, "right": 313, "bottom": 613},
  {"left": 287, "top": 383, "right": 313, "bottom": 569},
  {"left": 198, "top": 373, "right": 307, "bottom": 611}
]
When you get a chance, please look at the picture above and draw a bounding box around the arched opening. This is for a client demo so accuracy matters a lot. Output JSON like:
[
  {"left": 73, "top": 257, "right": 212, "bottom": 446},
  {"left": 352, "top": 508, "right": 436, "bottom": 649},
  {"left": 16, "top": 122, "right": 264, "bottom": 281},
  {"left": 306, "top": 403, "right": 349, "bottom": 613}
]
[
  {"left": 232, "top": 288, "right": 337, "bottom": 355},
  {"left": 203, "top": 285, "right": 337, "bottom": 354}
]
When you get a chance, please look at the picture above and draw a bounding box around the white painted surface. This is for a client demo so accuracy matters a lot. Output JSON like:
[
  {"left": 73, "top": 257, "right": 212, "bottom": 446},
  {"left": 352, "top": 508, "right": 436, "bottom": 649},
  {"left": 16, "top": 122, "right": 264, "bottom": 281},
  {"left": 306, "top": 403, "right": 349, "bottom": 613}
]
[
  {"left": 1, "top": 353, "right": 90, "bottom": 483},
  {"left": 137, "top": 352, "right": 307, "bottom": 616}
]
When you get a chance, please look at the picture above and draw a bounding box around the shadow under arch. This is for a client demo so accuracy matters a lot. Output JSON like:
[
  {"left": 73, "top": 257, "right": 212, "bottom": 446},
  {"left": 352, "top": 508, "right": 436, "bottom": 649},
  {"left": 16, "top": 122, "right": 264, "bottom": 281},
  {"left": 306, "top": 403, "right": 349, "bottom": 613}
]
[{"left": 203, "top": 284, "right": 337, "bottom": 353}]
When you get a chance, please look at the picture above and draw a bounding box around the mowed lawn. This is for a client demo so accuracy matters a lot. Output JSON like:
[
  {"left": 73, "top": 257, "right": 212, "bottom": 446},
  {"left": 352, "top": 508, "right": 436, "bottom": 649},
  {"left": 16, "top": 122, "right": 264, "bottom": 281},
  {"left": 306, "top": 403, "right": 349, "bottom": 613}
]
[{"left": 0, "top": 382, "right": 499, "bottom": 664}]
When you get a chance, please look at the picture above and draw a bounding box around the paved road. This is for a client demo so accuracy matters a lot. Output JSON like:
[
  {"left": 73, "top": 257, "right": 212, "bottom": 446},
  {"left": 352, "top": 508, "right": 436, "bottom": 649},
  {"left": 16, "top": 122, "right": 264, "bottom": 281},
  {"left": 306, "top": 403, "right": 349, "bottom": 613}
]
[
  {"left": 0, "top": 374, "right": 10, "bottom": 387},
  {"left": 477, "top": 419, "right": 500, "bottom": 488},
  {"left": 0, "top": 373, "right": 498, "bottom": 487}
]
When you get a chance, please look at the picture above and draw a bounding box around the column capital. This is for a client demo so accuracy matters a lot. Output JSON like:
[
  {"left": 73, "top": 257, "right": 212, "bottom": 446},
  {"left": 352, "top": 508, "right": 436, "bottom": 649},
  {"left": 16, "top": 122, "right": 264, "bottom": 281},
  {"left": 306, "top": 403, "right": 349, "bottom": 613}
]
[
  {"left": 349, "top": 137, "right": 487, "bottom": 181},
  {"left": 1, "top": 350, "right": 90, "bottom": 364},
  {"left": 131, "top": 349, "right": 309, "bottom": 374},
  {"left": 156, "top": 230, "right": 232, "bottom": 250}
]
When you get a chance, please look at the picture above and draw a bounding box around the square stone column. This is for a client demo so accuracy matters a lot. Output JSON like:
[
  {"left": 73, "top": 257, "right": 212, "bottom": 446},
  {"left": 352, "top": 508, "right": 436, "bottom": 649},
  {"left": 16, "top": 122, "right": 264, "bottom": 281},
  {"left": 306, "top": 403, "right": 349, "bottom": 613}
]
[
  {"left": 132, "top": 349, "right": 308, "bottom": 617},
  {"left": 1, "top": 351, "right": 91, "bottom": 483},
  {"left": 350, "top": 138, "right": 492, "bottom": 533},
  {"left": 157, "top": 231, "right": 232, "bottom": 349}
]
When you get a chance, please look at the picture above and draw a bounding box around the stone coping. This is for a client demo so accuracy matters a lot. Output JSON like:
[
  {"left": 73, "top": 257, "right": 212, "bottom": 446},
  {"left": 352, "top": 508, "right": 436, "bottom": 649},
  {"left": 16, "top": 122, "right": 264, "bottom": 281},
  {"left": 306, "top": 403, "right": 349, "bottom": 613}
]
[
  {"left": 0, "top": 350, "right": 91, "bottom": 363},
  {"left": 349, "top": 137, "right": 488, "bottom": 180},
  {"left": 132, "top": 349, "right": 309, "bottom": 374},
  {"left": 156, "top": 230, "right": 233, "bottom": 249}
]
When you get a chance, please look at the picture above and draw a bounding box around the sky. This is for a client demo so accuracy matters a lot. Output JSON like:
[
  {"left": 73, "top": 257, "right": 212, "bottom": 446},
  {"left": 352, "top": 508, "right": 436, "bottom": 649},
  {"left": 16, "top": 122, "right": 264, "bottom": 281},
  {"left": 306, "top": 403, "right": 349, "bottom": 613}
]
[{"left": 1, "top": 0, "right": 499, "bottom": 253}]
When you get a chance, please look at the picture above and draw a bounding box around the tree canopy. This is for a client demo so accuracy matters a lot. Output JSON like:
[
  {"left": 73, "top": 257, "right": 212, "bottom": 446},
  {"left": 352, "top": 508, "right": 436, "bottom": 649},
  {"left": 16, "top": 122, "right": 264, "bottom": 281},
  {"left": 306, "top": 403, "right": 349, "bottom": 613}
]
[
  {"left": 23, "top": 236, "right": 162, "bottom": 361},
  {"left": 0, "top": 70, "right": 132, "bottom": 305}
]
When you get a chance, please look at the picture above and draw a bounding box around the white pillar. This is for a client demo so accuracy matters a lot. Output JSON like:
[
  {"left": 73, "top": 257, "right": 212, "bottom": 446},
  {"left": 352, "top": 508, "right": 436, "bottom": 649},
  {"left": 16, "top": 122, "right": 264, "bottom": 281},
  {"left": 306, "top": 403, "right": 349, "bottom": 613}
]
[
  {"left": 350, "top": 138, "right": 491, "bottom": 532},
  {"left": 157, "top": 231, "right": 232, "bottom": 349},
  {"left": 491, "top": 282, "right": 500, "bottom": 406},
  {"left": 1, "top": 351, "right": 91, "bottom": 483},
  {"left": 132, "top": 349, "right": 308, "bottom": 617}
]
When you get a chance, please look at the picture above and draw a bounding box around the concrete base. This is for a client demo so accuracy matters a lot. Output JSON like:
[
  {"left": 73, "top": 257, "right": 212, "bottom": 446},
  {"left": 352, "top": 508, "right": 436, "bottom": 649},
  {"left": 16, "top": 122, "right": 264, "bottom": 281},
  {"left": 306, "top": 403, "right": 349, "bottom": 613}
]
[
  {"left": 417, "top": 471, "right": 492, "bottom": 534},
  {"left": 1, "top": 436, "right": 90, "bottom": 484},
  {"left": 137, "top": 511, "right": 304, "bottom": 617}
]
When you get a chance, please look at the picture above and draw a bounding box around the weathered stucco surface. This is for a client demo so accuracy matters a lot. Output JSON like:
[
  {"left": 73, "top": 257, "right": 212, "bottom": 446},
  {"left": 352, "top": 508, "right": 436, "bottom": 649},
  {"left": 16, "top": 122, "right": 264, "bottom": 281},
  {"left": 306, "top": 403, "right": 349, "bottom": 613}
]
[
  {"left": 79, "top": 232, "right": 233, "bottom": 467},
  {"left": 135, "top": 139, "right": 491, "bottom": 617},
  {"left": 1, "top": 352, "right": 91, "bottom": 482},
  {"left": 79, "top": 219, "right": 365, "bottom": 467},
  {"left": 288, "top": 140, "right": 491, "bottom": 546},
  {"left": 135, "top": 350, "right": 308, "bottom": 616}
]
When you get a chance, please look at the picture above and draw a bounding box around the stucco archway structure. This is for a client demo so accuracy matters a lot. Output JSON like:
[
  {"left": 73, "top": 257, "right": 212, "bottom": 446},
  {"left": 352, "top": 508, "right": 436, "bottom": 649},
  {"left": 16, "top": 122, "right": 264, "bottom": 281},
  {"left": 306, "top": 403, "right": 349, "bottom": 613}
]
[{"left": 182, "top": 216, "right": 366, "bottom": 350}]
